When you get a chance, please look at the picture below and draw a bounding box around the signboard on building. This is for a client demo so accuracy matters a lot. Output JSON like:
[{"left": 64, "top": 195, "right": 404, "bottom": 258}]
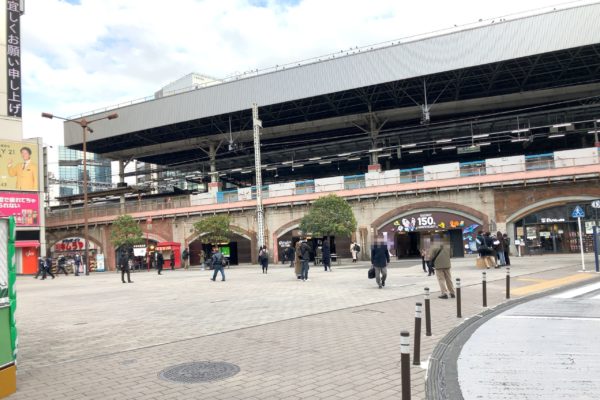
[
  {"left": 387, "top": 212, "right": 478, "bottom": 233},
  {"left": 6, "top": 0, "right": 22, "bottom": 118},
  {"left": 53, "top": 237, "right": 97, "bottom": 252},
  {"left": 0, "top": 140, "right": 39, "bottom": 191},
  {"left": 0, "top": 192, "right": 39, "bottom": 226}
]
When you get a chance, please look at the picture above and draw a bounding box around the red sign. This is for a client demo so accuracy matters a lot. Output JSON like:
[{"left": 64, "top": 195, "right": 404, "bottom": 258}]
[
  {"left": 54, "top": 238, "right": 85, "bottom": 252},
  {"left": 0, "top": 192, "right": 40, "bottom": 226}
]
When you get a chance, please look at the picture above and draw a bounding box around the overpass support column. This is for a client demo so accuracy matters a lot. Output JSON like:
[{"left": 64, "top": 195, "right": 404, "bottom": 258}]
[
  {"left": 208, "top": 143, "right": 221, "bottom": 195},
  {"left": 366, "top": 108, "right": 387, "bottom": 173},
  {"left": 118, "top": 160, "right": 125, "bottom": 212}
]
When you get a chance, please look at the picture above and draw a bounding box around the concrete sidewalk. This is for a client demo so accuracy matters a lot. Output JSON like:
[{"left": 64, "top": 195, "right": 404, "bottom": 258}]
[{"left": 10, "top": 254, "right": 598, "bottom": 399}]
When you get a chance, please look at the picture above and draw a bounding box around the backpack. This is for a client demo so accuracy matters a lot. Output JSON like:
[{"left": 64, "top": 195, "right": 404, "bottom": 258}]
[{"left": 353, "top": 244, "right": 361, "bottom": 252}]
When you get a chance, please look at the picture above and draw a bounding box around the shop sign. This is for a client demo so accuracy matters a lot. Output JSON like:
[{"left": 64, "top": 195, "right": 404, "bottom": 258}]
[
  {"left": 389, "top": 212, "right": 477, "bottom": 233},
  {"left": 133, "top": 247, "right": 146, "bottom": 256},
  {"left": 540, "top": 217, "right": 565, "bottom": 223},
  {"left": 0, "top": 192, "right": 39, "bottom": 226},
  {"left": 278, "top": 240, "right": 292, "bottom": 248},
  {"left": 54, "top": 238, "right": 95, "bottom": 252},
  {"left": 96, "top": 254, "right": 105, "bottom": 272}
]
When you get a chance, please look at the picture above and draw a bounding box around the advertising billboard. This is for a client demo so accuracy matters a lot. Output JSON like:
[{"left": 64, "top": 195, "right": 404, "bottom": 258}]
[
  {"left": 0, "top": 140, "right": 39, "bottom": 191},
  {"left": 0, "top": 192, "right": 40, "bottom": 226}
]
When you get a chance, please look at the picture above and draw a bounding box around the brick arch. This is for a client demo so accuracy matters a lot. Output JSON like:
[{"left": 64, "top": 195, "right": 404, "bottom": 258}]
[
  {"left": 505, "top": 195, "right": 598, "bottom": 224},
  {"left": 272, "top": 218, "right": 303, "bottom": 240},
  {"left": 184, "top": 224, "right": 254, "bottom": 244},
  {"left": 47, "top": 231, "right": 104, "bottom": 253},
  {"left": 370, "top": 201, "right": 489, "bottom": 233}
]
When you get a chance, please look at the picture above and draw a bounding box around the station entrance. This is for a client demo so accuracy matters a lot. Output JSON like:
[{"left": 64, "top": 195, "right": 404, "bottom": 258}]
[{"left": 379, "top": 211, "right": 482, "bottom": 259}]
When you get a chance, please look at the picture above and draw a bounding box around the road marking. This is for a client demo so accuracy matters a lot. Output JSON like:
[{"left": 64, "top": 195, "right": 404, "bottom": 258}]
[
  {"left": 511, "top": 273, "right": 596, "bottom": 296},
  {"left": 498, "top": 315, "right": 600, "bottom": 322},
  {"left": 552, "top": 282, "right": 600, "bottom": 299}
]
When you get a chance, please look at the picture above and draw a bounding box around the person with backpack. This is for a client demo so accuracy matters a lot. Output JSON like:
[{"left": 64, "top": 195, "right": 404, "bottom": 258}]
[
  {"left": 300, "top": 240, "right": 311, "bottom": 281},
  {"left": 350, "top": 241, "right": 360, "bottom": 263},
  {"left": 259, "top": 245, "right": 269, "bottom": 274},
  {"left": 210, "top": 246, "right": 226, "bottom": 281}
]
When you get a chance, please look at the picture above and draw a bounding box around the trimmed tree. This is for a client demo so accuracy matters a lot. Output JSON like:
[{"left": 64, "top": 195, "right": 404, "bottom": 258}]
[
  {"left": 110, "top": 215, "right": 145, "bottom": 249},
  {"left": 299, "top": 194, "right": 357, "bottom": 237},
  {"left": 193, "top": 215, "right": 232, "bottom": 244}
]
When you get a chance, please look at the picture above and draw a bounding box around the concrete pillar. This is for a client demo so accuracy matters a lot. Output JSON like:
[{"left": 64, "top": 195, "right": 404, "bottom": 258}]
[
  {"left": 208, "top": 143, "right": 221, "bottom": 194},
  {"left": 118, "top": 159, "right": 125, "bottom": 211}
]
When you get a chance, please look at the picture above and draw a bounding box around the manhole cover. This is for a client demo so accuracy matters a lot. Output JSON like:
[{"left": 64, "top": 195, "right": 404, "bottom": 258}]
[{"left": 158, "top": 361, "right": 240, "bottom": 383}]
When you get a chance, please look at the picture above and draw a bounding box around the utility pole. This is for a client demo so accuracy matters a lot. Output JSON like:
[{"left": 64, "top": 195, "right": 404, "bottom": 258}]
[{"left": 252, "top": 104, "right": 265, "bottom": 248}]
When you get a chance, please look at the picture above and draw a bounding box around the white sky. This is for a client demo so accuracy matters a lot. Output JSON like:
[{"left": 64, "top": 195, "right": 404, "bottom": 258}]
[{"left": 21, "top": 0, "right": 597, "bottom": 149}]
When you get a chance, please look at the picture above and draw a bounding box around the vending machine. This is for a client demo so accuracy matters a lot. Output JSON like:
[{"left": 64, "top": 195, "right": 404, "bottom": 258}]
[{"left": 0, "top": 218, "right": 17, "bottom": 398}]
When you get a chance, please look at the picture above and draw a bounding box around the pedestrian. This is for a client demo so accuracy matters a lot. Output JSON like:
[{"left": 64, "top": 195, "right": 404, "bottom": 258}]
[
  {"left": 56, "top": 255, "right": 68, "bottom": 276},
  {"left": 210, "top": 246, "right": 226, "bottom": 281},
  {"left": 43, "top": 256, "right": 56, "bottom": 280},
  {"left": 419, "top": 247, "right": 427, "bottom": 273},
  {"left": 294, "top": 240, "right": 303, "bottom": 279},
  {"left": 170, "top": 252, "right": 175, "bottom": 270},
  {"left": 495, "top": 231, "right": 506, "bottom": 266},
  {"left": 484, "top": 232, "right": 498, "bottom": 268},
  {"left": 73, "top": 252, "right": 82, "bottom": 276},
  {"left": 34, "top": 256, "right": 45, "bottom": 279},
  {"left": 119, "top": 251, "right": 133, "bottom": 283},
  {"left": 156, "top": 252, "right": 164, "bottom": 275},
  {"left": 259, "top": 245, "right": 269, "bottom": 273},
  {"left": 429, "top": 237, "right": 455, "bottom": 299},
  {"left": 350, "top": 241, "right": 360, "bottom": 262},
  {"left": 371, "top": 236, "right": 390, "bottom": 289},
  {"left": 287, "top": 245, "right": 295, "bottom": 268},
  {"left": 322, "top": 238, "right": 331, "bottom": 271},
  {"left": 421, "top": 248, "right": 435, "bottom": 276},
  {"left": 300, "top": 239, "right": 311, "bottom": 281},
  {"left": 181, "top": 248, "right": 189, "bottom": 270},
  {"left": 502, "top": 233, "right": 511, "bottom": 266}
]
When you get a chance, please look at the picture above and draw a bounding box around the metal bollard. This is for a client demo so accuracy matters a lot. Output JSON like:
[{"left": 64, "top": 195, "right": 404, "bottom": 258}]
[
  {"left": 506, "top": 267, "right": 510, "bottom": 299},
  {"left": 413, "top": 302, "right": 422, "bottom": 366},
  {"left": 456, "top": 278, "right": 462, "bottom": 318},
  {"left": 400, "top": 330, "right": 411, "bottom": 400},
  {"left": 482, "top": 271, "right": 487, "bottom": 308},
  {"left": 424, "top": 287, "right": 432, "bottom": 337}
]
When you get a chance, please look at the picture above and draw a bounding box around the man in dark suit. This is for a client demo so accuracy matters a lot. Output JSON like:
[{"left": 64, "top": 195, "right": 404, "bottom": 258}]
[
  {"left": 119, "top": 251, "right": 133, "bottom": 283},
  {"left": 371, "top": 236, "right": 390, "bottom": 289}
]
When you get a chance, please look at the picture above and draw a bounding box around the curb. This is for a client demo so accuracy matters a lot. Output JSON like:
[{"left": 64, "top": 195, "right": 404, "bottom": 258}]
[{"left": 425, "top": 274, "right": 600, "bottom": 400}]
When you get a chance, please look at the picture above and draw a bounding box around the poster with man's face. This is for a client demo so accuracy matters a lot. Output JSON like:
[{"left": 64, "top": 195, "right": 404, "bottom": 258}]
[{"left": 0, "top": 140, "right": 39, "bottom": 191}]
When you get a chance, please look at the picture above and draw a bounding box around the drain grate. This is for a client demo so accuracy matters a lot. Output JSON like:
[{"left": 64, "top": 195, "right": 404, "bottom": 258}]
[{"left": 159, "top": 361, "right": 240, "bottom": 383}]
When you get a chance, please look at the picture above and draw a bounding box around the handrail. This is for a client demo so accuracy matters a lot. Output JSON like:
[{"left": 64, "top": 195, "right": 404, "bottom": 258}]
[{"left": 46, "top": 152, "right": 599, "bottom": 226}]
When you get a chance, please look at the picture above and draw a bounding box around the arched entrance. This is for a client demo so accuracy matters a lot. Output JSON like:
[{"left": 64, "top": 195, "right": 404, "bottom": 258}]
[
  {"left": 186, "top": 228, "right": 253, "bottom": 266},
  {"left": 273, "top": 220, "right": 352, "bottom": 262},
  {"left": 506, "top": 196, "right": 599, "bottom": 254},
  {"left": 372, "top": 203, "right": 487, "bottom": 259}
]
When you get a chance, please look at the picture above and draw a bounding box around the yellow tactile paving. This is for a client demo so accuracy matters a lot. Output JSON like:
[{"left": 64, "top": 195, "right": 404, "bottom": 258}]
[{"left": 512, "top": 273, "right": 597, "bottom": 296}]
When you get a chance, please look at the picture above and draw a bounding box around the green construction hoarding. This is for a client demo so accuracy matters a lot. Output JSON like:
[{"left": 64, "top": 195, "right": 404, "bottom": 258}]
[{"left": 1, "top": 216, "right": 17, "bottom": 366}]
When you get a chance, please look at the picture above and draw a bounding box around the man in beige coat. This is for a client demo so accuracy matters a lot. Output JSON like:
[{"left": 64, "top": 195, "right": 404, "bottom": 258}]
[{"left": 429, "top": 238, "right": 455, "bottom": 299}]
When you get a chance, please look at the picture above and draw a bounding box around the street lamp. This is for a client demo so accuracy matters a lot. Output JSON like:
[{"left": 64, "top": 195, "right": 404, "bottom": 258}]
[{"left": 42, "top": 112, "right": 118, "bottom": 275}]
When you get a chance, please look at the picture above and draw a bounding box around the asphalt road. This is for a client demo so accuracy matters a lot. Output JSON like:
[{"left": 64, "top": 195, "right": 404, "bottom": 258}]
[{"left": 458, "top": 280, "right": 600, "bottom": 399}]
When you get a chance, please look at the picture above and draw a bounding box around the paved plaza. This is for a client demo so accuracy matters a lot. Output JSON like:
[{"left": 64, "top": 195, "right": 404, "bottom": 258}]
[{"left": 11, "top": 254, "right": 599, "bottom": 399}]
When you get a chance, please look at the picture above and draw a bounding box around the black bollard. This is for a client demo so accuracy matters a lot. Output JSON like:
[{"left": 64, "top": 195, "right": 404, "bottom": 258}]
[
  {"left": 506, "top": 267, "right": 510, "bottom": 299},
  {"left": 424, "top": 287, "right": 432, "bottom": 337},
  {"left": 456, "top": 278, "right": 462, "bottom": 318},
  {"left": 482, "top": 271, "right": 487, "bottom": 308},
  {"left": 400, "top": 330, "right": 411, "bottom": 400},
  {"left": 413, "top": 302, "right": 422, "bottom": 366}
]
